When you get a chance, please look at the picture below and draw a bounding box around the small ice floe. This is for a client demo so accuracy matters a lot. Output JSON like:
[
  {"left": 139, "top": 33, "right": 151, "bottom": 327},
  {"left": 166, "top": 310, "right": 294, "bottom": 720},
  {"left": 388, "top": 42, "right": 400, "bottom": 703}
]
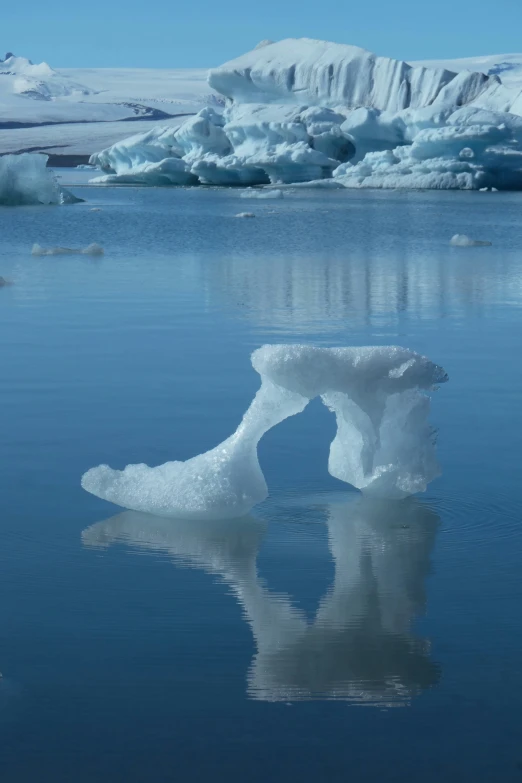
[
  {"left": 479, "top": 187, "right": 499, "bottom": 192},
  {"left": 240, "top": 188, "right": 284, "bottom": 199},
  {"left": 32, "top": 243, "right": 104, "bottom": 256},
  {"left": 450, "top": 234, "right": 492, "bottom": 247},
  {"left": 235, "top": 212, "right": 256, "bottom": 218},
  {"left": 89, "top": 207, "right": 102, "bottom": 212}
]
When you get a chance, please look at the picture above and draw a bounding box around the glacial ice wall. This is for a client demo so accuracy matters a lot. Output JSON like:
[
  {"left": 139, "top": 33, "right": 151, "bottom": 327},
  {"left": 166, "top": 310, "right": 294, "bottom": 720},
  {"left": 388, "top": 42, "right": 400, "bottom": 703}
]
[
  {"left": 208, "top": 38, "right": 494, "bottom": 112},
  {"left": 89, "top": 38, "right": 522, "bottom": 190},
  {"left": 0, "top": 152, "right": 78, "bottom": 205},
  {"left": 81, "top": 344, "right": 448, "bottom": 518}
]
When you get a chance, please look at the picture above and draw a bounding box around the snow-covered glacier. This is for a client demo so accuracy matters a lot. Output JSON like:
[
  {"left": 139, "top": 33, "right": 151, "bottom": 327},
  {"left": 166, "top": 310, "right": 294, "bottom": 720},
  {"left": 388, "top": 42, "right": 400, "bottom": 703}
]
[
  {"left": 0, "top": 152, "right": 79, "bottom": 205},
  {"left": 82, "top": 344, "right": 448, "bottom": 517},
  {"left": 88, "top": 38, "right": 522, "bottom": 190}
]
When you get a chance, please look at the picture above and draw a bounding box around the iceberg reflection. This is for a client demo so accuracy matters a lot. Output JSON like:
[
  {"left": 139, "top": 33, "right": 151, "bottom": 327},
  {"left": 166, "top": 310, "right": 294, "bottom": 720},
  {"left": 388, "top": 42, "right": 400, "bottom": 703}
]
[{"left": 82, "top": 496, "right": 440, "bottom": 704}]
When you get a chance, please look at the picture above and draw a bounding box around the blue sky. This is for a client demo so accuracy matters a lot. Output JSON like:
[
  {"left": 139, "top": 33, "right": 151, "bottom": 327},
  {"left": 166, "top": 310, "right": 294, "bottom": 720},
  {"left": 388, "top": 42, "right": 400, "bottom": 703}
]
[{"left": 3, "top": 0, "right": 522, "bottom": 67}]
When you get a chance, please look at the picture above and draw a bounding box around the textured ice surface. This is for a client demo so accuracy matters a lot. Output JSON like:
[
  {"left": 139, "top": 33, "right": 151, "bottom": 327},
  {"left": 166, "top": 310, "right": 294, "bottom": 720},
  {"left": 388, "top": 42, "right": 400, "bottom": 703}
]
[
  {"left": 450, "top": 234, "right": 492, "bottom": 246},
  {"left": 208, "top": 38, "right": 494, "bottom": 111},
  {"left": 32, "top": 243, "right": 104, "bottom": 256},
  {"left": 87, "top": 38, "right": 522, "bottom": 190},
  {"left": 0, "top": 153, "right": 78, "bottom": 206},
  {"left": 81, "top": 344, "right": 448, "bottom": 517},
  {"left": 88, "top": 38, "right": 522, "bottom": 190}
]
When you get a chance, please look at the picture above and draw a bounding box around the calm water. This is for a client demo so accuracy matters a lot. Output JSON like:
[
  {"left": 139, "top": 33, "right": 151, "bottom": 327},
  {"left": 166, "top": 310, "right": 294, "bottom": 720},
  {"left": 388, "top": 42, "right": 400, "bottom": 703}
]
[{"left": 1, "top": 182, "right": 522, "bottom": 782}]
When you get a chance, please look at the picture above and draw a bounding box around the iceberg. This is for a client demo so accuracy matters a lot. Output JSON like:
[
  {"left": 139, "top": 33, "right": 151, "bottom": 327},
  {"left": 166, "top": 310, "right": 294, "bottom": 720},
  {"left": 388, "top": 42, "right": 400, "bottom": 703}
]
[
  {"left": 81, "top": 344, "right": 448, "bottom": 518},
  {"left": 449, "top": 234, "right": 492, "bottom": 246},
  {"left": 32, "top": 242, "right": 104, "bottom": 256},
  {"left": 240, "top": 188, "right": 284, "bottom": 199},
  {"left": 235, "top": 211, "right": 255, "bottom": 218},
  {"left": 0, "top": 152, "right": 79, "bottom": 205},
  {"left": 82, "top": 495, "right": 440, "bottom": 703},
  {"left": 88, "top": 38, "right": 522, "bottom": 190}
]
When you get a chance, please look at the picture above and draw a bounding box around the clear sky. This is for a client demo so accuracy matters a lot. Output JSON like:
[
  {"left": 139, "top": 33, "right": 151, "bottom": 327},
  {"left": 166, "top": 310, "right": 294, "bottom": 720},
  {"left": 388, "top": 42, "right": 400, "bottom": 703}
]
[{"left": 3, "top": 0, "right": 522, "bottom": 68}]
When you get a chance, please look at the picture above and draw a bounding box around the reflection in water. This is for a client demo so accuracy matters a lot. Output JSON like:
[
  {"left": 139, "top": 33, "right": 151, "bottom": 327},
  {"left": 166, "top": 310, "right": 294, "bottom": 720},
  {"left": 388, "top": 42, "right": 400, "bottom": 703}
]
[
  {"left": 188, "top": 246, "right": 522, "bottom": 332},
  {"left": 82, "top": 497, "right": 440, "bottom": 704}
]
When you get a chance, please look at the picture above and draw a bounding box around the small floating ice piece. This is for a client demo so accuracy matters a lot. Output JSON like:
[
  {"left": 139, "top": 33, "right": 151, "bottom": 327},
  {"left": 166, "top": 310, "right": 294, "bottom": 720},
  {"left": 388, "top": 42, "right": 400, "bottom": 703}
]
[
  {"left": 89, "top": 207, "right": 102, "bottom": 212},
  {"left": 82, "top": 344, "right": 448, "bottom": 518},
  {"left": 31, "top": 243, "right": 104, "bottom": 256},
  {"left": 0, "top": 152, "right": 79, "bottom": 206},
  {"left": 236, "top": 212, "right": 256, "bottom": 218},
  {"left": 450, "top": 234, "right": 492, "bottom": 247},
  {"left": 240, "top": 189, "right": 284, "bottom": 199}
]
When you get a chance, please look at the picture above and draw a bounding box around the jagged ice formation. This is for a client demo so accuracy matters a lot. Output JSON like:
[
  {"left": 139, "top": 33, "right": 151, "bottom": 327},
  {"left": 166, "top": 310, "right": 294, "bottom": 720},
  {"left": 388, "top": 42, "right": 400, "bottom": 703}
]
[
  {"left": 81, "top": 344, "right": 448, "bottom": 517},
  {"left": 89, "top": 38, "right": 522, "bottom": 190}
]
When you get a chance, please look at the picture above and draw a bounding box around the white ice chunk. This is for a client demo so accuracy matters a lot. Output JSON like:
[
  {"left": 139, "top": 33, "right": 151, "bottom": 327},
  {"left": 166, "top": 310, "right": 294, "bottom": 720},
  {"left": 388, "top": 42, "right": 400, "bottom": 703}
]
[
  {"left": 0, "top": 152, "right": 78, "bottom": 205},
  {"left": 449, "top": 234, "right": 492, "bottom": 246},
  {"left": 81, "top": 344, "right": 448, "bottom": 517},
  {"left": 32, "top": 242, "right": 104, "bottom": 256},
  {"left": 235, "top": 212, "right": 256, "bottom": 218},
  {"left": 240, "top": 188, "right": 284, "bottom": 199}
]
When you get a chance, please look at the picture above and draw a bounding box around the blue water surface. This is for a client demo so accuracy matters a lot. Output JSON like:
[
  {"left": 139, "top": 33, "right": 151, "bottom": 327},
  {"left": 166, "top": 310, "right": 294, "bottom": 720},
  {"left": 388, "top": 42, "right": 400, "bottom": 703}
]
[{"left": 1, "top": 183, "right": 521, "bottom": 782}]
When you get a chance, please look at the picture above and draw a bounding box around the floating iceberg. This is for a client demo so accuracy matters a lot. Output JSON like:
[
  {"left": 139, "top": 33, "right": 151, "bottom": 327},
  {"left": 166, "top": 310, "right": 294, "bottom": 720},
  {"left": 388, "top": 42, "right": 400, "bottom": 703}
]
[
  {"left": 82, "top": 495, "right": 440, "bottom": 703},
  {"left": 89, "top": 38, "right": 522, "bottom": 190},
  {"left": 32, "top": 242, "right": 104, "bottom": 256},
  {"left": 449, "top": 234, "right": 492, "bottom": 246},
  {"left": 81, "top": 344, "right": 448, "bottom": 518},
  {"left": 240, "top": 188, "right": 284, "bottom": 199},
  {"left": 0, "top": 153, "right": 80, "bottom": 205},
  {"left": 235, "top": 212, "right": 255, "bottom": 218}
]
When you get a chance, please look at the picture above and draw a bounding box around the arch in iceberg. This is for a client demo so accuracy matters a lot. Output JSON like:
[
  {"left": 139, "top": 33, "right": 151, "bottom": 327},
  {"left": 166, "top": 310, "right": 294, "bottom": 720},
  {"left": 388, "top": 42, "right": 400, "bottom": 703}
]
[{"left": 81, "top": 344, "right": 448, "bottom": 518}]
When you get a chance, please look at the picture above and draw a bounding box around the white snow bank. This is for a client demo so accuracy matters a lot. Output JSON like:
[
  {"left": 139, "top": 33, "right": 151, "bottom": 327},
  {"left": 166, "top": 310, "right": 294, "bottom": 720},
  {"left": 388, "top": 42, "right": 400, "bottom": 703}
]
[
  {"left": 32, "top": 243, "right": 104, "bottom": 256},
  {"left": 240, "top": 188, "right": 284, "bottom": 199},
  {"left": 81, "top": 344, "right": 448, "bottom": 518},
  {"left": 449, "top": 234, "right": 492, "bottom": 246},
  {"left": 0, "top": 153, "right": 79, "bottom": 205}
]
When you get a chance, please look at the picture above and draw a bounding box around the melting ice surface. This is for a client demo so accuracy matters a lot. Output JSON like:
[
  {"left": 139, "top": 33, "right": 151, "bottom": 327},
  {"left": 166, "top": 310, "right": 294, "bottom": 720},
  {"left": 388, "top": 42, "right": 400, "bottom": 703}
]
[{"left": 81, "top": 344, "right": 448, "bottom": 517}]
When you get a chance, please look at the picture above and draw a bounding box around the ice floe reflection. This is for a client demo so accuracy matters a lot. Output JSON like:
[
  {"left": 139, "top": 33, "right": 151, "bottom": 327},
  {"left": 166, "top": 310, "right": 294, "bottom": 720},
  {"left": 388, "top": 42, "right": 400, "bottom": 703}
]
[{"left": 82, "top": 495, "right": 440, "bottom": 704}]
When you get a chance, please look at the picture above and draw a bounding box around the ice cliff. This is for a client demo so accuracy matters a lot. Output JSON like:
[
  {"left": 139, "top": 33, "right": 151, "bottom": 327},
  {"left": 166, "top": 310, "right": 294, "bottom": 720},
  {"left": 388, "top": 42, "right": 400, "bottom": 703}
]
[
  {"left": 89, "top": 38, "right": 522, "bottom": 190},
  {"left": 82, "top": 344, "right": 448, "bottom": 517}
]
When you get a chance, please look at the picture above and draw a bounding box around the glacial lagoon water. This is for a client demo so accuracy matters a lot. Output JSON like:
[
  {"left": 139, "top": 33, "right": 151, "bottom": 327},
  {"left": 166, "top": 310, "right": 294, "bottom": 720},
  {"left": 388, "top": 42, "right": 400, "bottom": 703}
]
[{"left": 1, "top": 180, "right": 522, "bottom": 782}]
